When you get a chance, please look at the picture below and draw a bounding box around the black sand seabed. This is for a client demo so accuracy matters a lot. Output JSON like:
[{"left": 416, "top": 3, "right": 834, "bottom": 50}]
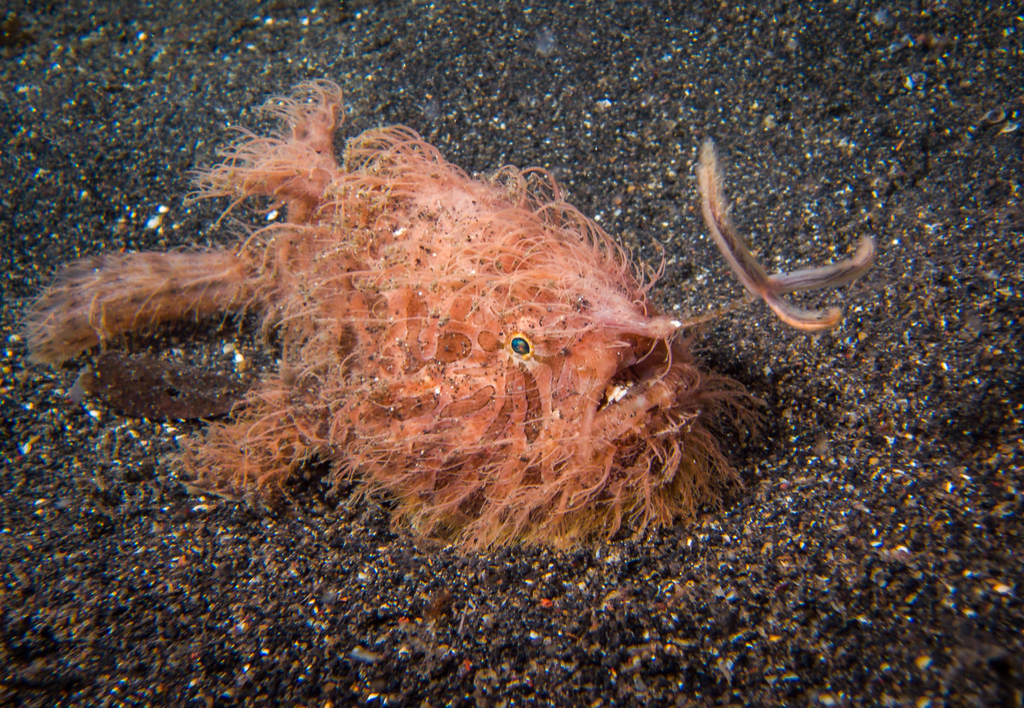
[{"left": 1, "top": 2, "right": 1022, "bottom": 706}]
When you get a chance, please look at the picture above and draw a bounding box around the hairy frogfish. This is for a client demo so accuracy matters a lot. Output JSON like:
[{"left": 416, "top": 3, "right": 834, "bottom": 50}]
[{"left": 25, "top": 81, "right": 874, "bottom": 548}]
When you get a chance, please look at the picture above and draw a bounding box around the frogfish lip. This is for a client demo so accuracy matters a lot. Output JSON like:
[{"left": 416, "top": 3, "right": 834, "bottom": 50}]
[
  {"left": 595, "top": 334, "right": 676, "bottom": 414},
  {"left": 592, "top": 310, "right": 685, "bottom": 411}
]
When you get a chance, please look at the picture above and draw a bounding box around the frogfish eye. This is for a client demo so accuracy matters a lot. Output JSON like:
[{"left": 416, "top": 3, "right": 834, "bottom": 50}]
[{"left": 509, "top": 333, "right": 533, "bottom": 359}]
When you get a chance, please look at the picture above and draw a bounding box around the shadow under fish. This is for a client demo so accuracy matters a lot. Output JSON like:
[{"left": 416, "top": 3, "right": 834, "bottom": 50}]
[{"left": 70, "top": 352, "right": 248, "bottom": 420}]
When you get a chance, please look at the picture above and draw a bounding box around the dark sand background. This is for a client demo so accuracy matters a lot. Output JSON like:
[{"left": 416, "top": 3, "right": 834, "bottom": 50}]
[{"left": 2, "top": 2, "right": 1022, "bottom": 706}]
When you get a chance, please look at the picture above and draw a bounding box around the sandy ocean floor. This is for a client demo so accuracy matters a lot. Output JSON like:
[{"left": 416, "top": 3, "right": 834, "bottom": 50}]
[{"left": 2, "top": 2, "right": 1022, "bottom": 706}]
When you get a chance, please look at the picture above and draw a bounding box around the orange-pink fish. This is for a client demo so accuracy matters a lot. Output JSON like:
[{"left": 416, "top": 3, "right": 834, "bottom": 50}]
[{"left": 25, "top": 81, "right": 873, "bottom": 548}]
